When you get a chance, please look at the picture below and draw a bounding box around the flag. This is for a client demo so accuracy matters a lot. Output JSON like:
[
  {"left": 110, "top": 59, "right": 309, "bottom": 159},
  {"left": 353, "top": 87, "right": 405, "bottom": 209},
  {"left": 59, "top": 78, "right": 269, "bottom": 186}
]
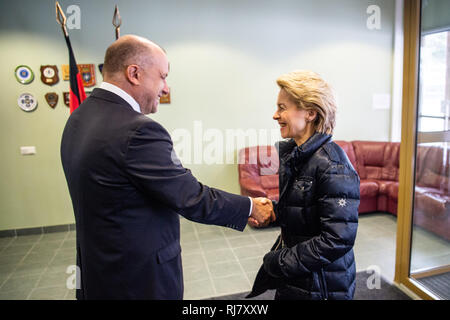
[{"left": 63, "top": 33, "right": 86, "bottom": 114}]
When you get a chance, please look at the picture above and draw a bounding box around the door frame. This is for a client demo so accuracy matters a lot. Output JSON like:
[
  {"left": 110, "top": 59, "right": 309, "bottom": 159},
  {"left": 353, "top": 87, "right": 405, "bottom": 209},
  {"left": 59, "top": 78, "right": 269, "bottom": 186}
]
[{"left": 394, "top": 0, "right": 442, "bottom": 300}]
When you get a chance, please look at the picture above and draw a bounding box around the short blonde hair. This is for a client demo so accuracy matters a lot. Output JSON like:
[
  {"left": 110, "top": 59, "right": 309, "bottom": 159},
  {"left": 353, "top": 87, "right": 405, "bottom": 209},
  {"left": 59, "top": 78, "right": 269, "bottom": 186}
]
[{"left": 276, "top": 70, "right": 337, "bottom": 135}]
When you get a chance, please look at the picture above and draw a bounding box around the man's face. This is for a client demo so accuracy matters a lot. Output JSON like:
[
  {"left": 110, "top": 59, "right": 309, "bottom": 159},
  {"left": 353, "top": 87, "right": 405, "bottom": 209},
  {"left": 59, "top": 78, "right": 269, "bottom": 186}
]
[{"left": 139, "top": 50, "right": 169, "bottom": 114}]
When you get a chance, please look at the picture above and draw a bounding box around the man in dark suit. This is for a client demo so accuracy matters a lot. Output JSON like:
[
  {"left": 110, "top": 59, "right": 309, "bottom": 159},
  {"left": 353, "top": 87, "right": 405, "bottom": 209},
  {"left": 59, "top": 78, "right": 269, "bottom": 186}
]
[{"left": 60, "top": 35, "right": 274, "bottom": 300}]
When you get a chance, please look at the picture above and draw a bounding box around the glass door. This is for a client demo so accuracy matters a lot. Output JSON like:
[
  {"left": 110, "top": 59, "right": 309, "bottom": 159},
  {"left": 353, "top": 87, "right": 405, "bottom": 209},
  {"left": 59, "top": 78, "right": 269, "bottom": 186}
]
[
  {"left": 410, "top": 1, "right": 450, "bottom": 299},
  {"left": 395, "top": 0, "right": 450, "bottom": 300}
]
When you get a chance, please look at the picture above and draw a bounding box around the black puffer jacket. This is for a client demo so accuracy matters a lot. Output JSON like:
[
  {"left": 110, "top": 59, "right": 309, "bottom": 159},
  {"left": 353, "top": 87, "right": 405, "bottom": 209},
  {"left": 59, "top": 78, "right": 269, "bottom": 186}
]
[{"left": 248, "top": 133, "right": 360, "bottom": 300}]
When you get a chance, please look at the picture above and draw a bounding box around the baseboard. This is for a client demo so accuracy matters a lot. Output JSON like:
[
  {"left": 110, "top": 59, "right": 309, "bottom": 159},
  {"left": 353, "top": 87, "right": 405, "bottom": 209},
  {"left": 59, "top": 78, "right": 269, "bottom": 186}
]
[
  {"left": 0, "top": 223, "right": 76, "bottom": 238},
  {"left": 394, "top": 282, "right": 422, "bottom": 300}
]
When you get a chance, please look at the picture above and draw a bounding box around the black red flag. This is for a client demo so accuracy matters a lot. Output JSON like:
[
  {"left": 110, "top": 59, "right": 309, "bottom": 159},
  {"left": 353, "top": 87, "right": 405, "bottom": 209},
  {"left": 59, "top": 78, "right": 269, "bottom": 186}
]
[
  {"left": 56, "top": 2, "right": 86, "bottom": 114},
  {"left": 64, "top": 35, "right": 86, "bottom": 113}
]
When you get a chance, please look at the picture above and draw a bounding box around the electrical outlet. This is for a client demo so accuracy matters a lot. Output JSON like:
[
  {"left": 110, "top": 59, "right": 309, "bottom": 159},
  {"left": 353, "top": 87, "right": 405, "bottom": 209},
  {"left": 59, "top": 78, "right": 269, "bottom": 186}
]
[{"left": 20, "top": 146, "right": 36, "bottom": 155}]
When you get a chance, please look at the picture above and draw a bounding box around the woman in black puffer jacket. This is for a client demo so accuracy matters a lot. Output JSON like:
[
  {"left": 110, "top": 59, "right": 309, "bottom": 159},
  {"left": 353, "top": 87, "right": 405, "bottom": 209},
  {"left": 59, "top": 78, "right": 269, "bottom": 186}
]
[{"left": 247, "top": 70, "right": 360, "bottom": 300}]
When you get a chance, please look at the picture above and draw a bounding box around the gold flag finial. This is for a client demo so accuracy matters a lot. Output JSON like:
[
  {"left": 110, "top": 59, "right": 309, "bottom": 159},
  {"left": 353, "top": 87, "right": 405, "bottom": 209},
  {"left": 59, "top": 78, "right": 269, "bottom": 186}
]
[
  {"left": 113, "top": 5, "right": 122, "bottom": 40},
  {"left": 55, "top": 1, "right": 68, "bottom": 37}
]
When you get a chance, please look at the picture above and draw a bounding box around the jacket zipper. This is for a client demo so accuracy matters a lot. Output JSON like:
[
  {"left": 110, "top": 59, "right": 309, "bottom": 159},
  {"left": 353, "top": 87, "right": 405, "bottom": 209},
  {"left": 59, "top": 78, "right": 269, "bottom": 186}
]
[{"left": 318, "top": 268, "right": 328, "bottom": 300}]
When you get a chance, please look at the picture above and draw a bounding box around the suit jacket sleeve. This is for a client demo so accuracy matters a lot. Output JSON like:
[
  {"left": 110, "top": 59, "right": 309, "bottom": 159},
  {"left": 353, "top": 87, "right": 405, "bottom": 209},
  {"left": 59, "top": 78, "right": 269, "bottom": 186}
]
[{"left": 124, "top": 119, "right": 250, "bottom": 231}]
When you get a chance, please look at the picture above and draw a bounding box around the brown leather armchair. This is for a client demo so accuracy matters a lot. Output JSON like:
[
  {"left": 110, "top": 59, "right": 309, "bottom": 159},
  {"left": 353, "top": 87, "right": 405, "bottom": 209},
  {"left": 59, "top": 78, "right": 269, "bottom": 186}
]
[
  {"left": 412, "top": 144, "right": 450, "bottom": 240},
  {"left": 344, "top": 141, "right": 401, "bottom": 215},
  {"left": 238, "top": 146, "right": 279, "bottom": 201}
]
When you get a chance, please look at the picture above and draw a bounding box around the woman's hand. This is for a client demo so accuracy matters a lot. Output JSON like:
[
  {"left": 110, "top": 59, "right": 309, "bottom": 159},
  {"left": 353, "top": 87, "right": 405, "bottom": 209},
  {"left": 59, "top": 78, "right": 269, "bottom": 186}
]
[
  {"left": 248, "top": 197, "right": 276, "bottom": 227},
  {"left": 248, "top": 216, "right": 260, "bottom": 227}
]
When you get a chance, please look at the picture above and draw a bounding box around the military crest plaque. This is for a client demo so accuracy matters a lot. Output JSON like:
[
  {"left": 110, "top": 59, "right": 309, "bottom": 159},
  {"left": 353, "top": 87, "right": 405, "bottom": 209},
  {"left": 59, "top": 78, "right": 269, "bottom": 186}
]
[
  {"left": 160, "top": 88, "right": 171, "bottom": 104},
  {"left": 18, "top": 93, "right": 38, "bottom": 112},
  {"left": 63, "top": 92, "right": 70, "bottom": 107},
  {"left": 40, "top": 65, "right": 59, "bottom": 85},
  {"left": 45, "top": 92, "right": 58, "bottom": 108},
  {"left": 15, "top": 65, "right": 34, "bottom": 84},
  {"left": 61, "top": 64, "right": 70, "bottom": 81},
  {"left": 78, "top": 64, "right": 96, "bottom": 87}
]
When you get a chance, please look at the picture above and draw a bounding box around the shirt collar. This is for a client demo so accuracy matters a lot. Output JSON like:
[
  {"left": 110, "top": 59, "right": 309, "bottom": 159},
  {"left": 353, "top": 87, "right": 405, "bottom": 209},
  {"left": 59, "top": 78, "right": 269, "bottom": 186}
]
[{"left": 99, "top": 82, "right": 141, "bottom": 113}]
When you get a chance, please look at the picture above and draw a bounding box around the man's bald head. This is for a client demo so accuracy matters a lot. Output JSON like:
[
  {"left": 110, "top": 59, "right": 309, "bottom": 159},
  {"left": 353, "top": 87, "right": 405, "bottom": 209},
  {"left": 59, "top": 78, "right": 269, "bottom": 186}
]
[
  {"left": 100, "top": 34, "right": 169, "bottom": 115},
  {"left": 102, "top": 35, "right": 164, "bottom": 79}
]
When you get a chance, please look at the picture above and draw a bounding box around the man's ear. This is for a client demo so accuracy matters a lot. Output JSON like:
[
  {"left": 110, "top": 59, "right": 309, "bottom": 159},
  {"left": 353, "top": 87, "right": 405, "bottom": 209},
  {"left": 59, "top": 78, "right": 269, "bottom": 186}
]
[{"left": 125, "top": 64, "right": 140, "bottom": 85}]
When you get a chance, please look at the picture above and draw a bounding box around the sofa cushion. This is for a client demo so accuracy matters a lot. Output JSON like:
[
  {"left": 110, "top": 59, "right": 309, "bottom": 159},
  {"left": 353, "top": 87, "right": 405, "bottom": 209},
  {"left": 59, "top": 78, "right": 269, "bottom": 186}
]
[
  {"left": 256, "top": 146, "right": 279, "bottom": 176},
  {"left": 238, "top": 146, "right": 279, "bottom": 200},
  {"left": 416, "top": 144, "right": 450, "bottom": 190},
  {"left": 352, "top": 141, "right": 399, "bottom": 182},
  {"left": 413, "top": 211, "right": 450, "bottom": 241},
  {"left": 260, "top": 175, "right": 279, "bottom": 190},
  {"left": 381, "top": 143, "right": 400, "bottom": 181},
  {"left": 360, "top": 179, "right": 379, "bottom": 197},
  {"left": 414, "top": 186, "right": 449, "bottom": 219},
  {"left": 266, "top": 189, "right": 280, "bottom": 201},
  {"left": 239, "top": 177, "right": 266, "bottom": 197},
  {"left": 238, "top": 148, "right": 260, "bottom": 179},
  {"left": 378, "top": 180, "right": 397, "bottom": 195},
  {"left": 419, "top": 168, "right": 449, "bottom": 191},
  {"left": 352, "top": 141, "right": 385, "bottom": 180},
  {"left": 387, "top": 183, "right": 399, "bottom": 201}
]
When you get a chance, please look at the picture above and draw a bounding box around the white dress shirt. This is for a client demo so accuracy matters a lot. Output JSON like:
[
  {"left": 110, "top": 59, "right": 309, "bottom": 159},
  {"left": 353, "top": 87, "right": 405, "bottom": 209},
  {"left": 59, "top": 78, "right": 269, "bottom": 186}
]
[
  {"left": 99, "top": 82, "right": 253, "bottom": 217},
  {"left": 100, "top": 82, "right": 141, "bottom": 113}
]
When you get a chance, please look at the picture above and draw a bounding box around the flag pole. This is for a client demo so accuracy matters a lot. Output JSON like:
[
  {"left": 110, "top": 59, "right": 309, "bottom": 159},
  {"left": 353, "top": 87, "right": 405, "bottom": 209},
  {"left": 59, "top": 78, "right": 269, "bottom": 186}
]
[
  {"left": 98, "top": 5, "right": 122, "bottom": 74},
  {"left": 55, "top": 1, "right": 86, "bottom": 113},
  {"left": 55, "top": 1, "right": 68, "bottom": 37},
  {"left": 113, "top": 5, "right": 122, "bottom": 40}
]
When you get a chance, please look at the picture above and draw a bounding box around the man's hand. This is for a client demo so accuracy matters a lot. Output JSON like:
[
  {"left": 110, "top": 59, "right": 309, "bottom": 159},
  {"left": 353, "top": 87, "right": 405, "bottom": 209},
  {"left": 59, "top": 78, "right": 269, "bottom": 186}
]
[{"left": 249, "top": 197, "right": 276, "bottom": 227}]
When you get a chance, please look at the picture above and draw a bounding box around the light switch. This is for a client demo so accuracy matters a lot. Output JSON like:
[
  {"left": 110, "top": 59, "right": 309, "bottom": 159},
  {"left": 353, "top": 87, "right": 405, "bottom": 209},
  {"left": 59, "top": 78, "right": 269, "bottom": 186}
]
[{"left": 20, "top": 146, "right": 36, "bottom": 155}]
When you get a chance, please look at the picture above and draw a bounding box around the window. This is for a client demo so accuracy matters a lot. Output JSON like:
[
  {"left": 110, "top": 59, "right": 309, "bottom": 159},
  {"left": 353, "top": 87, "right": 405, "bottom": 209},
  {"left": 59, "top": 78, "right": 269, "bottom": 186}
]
[{"left": 418, "top": 30, "right": 450, "bottom": 132}]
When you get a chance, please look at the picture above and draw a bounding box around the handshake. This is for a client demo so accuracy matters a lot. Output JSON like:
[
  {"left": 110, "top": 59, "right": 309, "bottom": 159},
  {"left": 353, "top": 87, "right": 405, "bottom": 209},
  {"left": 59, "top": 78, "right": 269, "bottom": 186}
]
[{"left": 248, "top": 197, "right": 276, "bottom": 228}]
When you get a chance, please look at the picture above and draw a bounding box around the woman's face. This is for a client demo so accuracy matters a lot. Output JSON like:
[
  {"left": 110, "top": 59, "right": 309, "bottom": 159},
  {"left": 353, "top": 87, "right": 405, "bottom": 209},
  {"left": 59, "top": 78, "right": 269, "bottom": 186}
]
[{"left": 273, "top": 89, "right": 314, "bottom": 141}]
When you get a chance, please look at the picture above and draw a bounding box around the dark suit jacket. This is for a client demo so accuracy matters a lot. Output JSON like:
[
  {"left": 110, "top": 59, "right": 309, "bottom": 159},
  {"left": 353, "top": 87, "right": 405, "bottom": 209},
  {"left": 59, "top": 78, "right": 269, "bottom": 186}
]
[{"left": 60, "top": 88, "right": 250, "bottom": 300}]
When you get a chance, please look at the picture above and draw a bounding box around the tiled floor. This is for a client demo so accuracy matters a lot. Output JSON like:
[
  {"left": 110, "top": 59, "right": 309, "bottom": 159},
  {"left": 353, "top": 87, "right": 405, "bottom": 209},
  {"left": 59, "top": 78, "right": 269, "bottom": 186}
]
[
  {"left": 411, "top": 226, "right": 450, "bottom": 273},
  {"left": 0, "top": 212, "right": 447, "bottom": 300},
  {"left": 0, "top": 231, "right": 76, "bottom": 300},
  {"left": 180, "top": 218, "right": 279, "bottom": 299}
]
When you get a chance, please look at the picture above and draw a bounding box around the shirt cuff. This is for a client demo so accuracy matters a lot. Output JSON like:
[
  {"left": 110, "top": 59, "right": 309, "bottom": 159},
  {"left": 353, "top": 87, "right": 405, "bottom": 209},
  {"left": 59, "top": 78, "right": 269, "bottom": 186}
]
[{"left": 248, "top": 197, "right": 253, "bottom": 217}]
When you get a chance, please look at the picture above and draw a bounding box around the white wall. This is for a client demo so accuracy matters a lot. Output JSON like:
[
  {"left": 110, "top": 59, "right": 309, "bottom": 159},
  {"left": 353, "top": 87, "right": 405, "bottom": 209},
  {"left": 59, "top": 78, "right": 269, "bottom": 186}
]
[{"left": 0, "top": 0, "right": 396, "bottom": 229}]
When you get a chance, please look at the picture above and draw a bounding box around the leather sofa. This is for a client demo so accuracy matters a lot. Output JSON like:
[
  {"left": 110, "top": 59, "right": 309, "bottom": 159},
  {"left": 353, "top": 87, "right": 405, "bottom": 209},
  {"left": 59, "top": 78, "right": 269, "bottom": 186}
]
[
  {"left": 238, "top": 141, "right": 449, "bottom": 241},
  {"left": 238, "top": 145, "right": 280, "bottom": 202}
]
